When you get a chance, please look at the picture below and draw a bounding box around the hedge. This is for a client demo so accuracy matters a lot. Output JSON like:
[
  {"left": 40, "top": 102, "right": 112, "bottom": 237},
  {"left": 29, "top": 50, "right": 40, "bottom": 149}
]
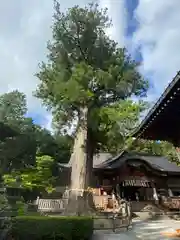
[{"left": 11, "top": 215, "right": 93, "bottom": 240}]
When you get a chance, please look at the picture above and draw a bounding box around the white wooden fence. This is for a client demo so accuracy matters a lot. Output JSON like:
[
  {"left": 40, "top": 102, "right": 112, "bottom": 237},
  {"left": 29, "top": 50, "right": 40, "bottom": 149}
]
[
  {"left": 35, "top": 198, "right": 68, "bottom": 212},
  {"left": 33, "top": 197, "right": 132, "bottom": 231}
]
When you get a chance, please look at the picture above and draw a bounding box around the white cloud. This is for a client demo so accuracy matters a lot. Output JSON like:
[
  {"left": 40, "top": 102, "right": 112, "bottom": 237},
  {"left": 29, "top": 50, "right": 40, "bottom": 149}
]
[
  {"left": 132, "top": 0, "right": 180, "bottom": 101},
  {"left": 99, "top": 0, "right": 127, "bottom": 46},
  {"left": 0, "top": 0, "right": 95, "bottom": 130},
  {"left": 0, "top": 0, "right": 54, "bottom": 129},
  {"left": 0, "top": 0, "right": 127, "bottom": 130}
]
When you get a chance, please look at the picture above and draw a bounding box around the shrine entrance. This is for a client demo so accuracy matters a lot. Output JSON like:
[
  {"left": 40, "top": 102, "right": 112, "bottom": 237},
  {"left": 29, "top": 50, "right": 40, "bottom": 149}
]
[
  {"left": 120, "top": 178, "right": 153, "bottom": 202},
  {"left": 123, "top": 186, "right": 139, "bottom": 201}
]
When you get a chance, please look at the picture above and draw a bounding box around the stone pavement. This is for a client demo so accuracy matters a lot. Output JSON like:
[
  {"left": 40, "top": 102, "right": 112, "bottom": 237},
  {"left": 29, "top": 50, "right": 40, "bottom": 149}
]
[
  {"left": 132, "top": 217, "right": 180, "bottom": 239},
  {"left": 92, "top": 230, "right": 139, "bottom": 240},
  {"left": 92, "top": 217, "right": 180, "bottom": 239}
]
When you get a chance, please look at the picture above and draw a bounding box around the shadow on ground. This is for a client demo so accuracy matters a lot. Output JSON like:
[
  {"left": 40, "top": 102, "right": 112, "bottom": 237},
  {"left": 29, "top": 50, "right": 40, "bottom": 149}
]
[
  {"left": 132, "top": 217, "right": 180, "bottom": 239},
  {"left": 92, "top": 217, "right": 180, "bottom": 240}
]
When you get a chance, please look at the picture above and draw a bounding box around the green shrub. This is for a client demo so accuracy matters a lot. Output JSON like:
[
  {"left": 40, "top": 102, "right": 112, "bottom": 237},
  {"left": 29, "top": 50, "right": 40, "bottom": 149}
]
[{"left": 12, "top": 215, "right": 93, "bottom": 240}]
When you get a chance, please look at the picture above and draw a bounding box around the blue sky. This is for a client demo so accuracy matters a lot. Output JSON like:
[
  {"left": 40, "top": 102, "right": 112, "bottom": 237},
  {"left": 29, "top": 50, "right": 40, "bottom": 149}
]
[{"left": 1, "top": 0, "right": 180, "bottom": 130}]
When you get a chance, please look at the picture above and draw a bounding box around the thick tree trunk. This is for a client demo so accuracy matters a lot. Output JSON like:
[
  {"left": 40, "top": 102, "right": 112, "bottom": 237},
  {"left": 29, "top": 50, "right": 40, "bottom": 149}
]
[{"left": 64, "top": 107, "right": 95, "bottom": 215}]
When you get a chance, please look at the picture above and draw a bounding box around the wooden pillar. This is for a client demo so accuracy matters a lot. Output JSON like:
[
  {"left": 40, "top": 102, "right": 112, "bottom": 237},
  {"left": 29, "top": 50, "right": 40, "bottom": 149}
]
[
  {"left": 151, "top": 182, "right": 159, "bottom": 203},
  {"left": 115, "top": 184, "right": 120, "bottom": 197},
  {"left": 153, "top": 187, "right": 158, "bottom": 201},
  {"left": 168, "top": 188, "right": 173, "bottom": 197}
]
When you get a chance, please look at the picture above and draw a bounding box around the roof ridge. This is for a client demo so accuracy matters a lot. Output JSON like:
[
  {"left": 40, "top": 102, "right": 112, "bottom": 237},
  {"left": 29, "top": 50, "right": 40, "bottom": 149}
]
[{"left": 128, "top": 151, "right": 164, "bottom": 157}]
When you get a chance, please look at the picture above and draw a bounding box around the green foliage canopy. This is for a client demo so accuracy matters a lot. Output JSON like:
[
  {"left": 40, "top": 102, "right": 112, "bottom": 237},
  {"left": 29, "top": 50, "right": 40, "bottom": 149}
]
[
  {"left": 3, "top": 155, "right": 56, "bottom": 193},
  {"left": 35, "top": 2, "right": 148, "bottom": 153},
  {"left": 129, "top": 139, "right": 178, "bottom": 163},
  {"left": 0, "top": 90, "right": 72, "bottom": 176}
]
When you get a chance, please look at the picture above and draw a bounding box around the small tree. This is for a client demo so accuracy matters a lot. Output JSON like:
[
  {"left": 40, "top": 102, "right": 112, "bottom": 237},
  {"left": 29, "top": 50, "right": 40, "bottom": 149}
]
[
  {"left": 0, "top": 91, "right": 37, "bottom": 173},
  {"left": 35, "top": 1, "right": 148, "bottom": 213},
  {"left": 3, "top": 155, "right": 56, "bottom": 197},
  {"left": 0, "top": 90, "right": 27, "bottom": 124}
]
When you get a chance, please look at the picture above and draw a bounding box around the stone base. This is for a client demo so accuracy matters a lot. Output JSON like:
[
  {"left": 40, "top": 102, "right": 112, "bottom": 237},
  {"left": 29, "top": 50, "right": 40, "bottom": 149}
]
[
  {"left": 63, "top": 192, "right": 96, "bottom": 216},
  {"left": 94, "top": 215, "right": 130, "bottom": 231}
]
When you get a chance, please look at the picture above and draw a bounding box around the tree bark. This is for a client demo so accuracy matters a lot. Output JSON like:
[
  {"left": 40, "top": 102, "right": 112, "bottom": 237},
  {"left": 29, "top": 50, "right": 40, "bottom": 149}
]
[{"left": 64, "top": 107, "right": 95, "bottom": 215}]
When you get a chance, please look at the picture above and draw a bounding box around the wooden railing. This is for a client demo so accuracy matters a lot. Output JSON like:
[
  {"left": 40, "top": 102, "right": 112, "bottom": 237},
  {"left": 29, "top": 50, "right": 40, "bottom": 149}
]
[
  {"left": 35, "top": 195, "right": 131, "bottom": 218},
  {"left": 36, "top": 195, "right": 121, "bottom": 213},
  {"left": 34, "top": 197, "right": 132, "bottom": 231}
]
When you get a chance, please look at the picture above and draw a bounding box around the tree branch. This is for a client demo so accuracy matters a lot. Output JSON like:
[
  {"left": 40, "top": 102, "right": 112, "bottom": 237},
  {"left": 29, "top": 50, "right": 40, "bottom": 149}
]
[
  {"left": 61, "top": 18, "right": 87, "bottom": 62},
  {"left": 73, "top": 17, "right": 88, "bottom": 62}
]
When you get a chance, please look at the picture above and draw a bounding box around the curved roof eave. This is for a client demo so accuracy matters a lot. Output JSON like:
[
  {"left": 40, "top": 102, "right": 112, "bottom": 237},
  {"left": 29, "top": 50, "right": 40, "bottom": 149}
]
[
  {"left": 97, "top": 152, "right": 180, "bottom": 174},
  {"left": 132, "top": 71, "right": 180, "bottom": 138}
]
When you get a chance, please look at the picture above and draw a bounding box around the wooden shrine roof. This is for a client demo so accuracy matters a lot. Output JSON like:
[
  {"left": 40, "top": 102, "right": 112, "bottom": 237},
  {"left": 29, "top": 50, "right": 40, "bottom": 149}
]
[
  {"left": 133, "top": 71, "right": 180, "bottom": 145},
  {"left": 95, "top": 151, "right": 180, "bottom": 174},
  {"left": 58, "top": 151, "right": 180, "bottom": 174},
  {"left": 58, "top": 152, "right": 113, "bottom": 169}
]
